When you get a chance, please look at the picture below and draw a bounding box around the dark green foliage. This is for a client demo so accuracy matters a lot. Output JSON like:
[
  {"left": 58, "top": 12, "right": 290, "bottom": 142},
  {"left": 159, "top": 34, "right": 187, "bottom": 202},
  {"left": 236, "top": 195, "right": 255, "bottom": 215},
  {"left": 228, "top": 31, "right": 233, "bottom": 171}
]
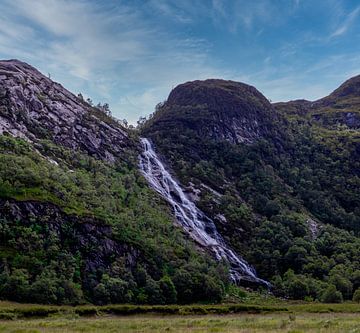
[
  {"left": 93, "top": 274, "right": 132, "bottom": 305},
  {"left": 172, "top": 263, "right": 225, "bottom": 304},
  {"left": 0, "top": 268, "right": 30, "bottom": 302}
]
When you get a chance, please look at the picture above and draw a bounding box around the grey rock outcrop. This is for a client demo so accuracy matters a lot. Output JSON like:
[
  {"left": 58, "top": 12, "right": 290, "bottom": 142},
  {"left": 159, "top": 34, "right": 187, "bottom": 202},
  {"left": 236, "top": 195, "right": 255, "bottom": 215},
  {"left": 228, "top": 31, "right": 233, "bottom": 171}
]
[{"left": 0, "top": 59, "right": 131, "bottom": 162}]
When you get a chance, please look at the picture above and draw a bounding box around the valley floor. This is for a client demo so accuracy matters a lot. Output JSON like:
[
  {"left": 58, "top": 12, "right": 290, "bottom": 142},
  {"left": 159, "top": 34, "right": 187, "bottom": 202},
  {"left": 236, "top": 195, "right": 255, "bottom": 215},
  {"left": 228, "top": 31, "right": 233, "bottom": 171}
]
[
  {"left": 1, "top": 313, "right": 360, "bottom": 333},
  {"left": 0, "top": 302, "right": 359, "bottom": 332}
]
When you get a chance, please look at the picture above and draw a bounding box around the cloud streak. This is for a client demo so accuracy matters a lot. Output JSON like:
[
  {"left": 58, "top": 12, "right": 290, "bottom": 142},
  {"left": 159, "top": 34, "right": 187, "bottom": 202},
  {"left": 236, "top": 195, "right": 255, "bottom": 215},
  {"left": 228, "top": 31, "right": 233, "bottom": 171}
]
[{"left": 330, "top": 5, "right": 360, "bottom": 38}]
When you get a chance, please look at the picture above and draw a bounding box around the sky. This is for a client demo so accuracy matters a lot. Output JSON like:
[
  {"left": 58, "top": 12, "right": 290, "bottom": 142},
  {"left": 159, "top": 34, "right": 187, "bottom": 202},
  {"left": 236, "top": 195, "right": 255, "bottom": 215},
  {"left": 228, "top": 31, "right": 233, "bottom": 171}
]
[{"left": 1, "top": 0, "right": 360, "bottom": 124}]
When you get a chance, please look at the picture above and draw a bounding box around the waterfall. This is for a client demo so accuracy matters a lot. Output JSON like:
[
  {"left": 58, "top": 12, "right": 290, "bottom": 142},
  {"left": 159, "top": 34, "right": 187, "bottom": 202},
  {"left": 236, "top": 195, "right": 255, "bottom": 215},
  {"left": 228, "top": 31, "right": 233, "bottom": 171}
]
[{"left": 139, "top": 137, "right": 269, "bottom": 287}]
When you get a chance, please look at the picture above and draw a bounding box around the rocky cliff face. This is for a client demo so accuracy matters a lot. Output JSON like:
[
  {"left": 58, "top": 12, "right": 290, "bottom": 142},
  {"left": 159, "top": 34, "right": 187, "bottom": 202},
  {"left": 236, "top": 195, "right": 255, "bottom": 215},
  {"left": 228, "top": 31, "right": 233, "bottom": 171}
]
[
  {"left": 144, "top": 79, "right": 276, "bottom": 144},
  {"left": 0, "top": 60, "right": 131, "bottom": 162}
]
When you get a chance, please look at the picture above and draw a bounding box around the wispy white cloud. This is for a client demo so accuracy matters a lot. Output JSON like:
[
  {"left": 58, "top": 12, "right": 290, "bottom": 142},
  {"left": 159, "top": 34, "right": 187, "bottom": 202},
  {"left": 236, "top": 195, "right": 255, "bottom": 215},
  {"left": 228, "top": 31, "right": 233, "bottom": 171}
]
[
  {"left": 0, "top": 0, "right": 225, "bottom": 122},
  {"left": 238, "top": 52, "right": 360, "bottom": 103},
  {"left": 330, "top": 5, "right": 360, "bottom": 38},
  {"left": 147, "top": 0, "right": 193, "bottom": 23},
  {"left": 211, "top": 0, "right": 295, "bottom": 33}
]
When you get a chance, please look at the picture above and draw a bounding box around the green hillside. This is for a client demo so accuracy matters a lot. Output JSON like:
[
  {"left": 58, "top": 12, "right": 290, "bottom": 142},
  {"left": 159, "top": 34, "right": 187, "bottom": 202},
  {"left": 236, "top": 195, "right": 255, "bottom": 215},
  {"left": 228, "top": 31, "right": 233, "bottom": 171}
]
[{"left": 142, "top": 79, "right": 360, "bottom": 302}]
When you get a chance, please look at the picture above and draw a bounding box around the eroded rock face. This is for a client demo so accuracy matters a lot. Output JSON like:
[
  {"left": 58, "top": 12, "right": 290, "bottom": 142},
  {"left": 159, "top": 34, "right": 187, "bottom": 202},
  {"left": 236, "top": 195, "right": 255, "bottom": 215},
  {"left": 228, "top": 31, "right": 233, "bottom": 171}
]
[
  {"left": 0, "top": 59, "right": 130, "bottom": 162},
  {"left": 145, "top": 79, "right": 276, "bottom": 144}
]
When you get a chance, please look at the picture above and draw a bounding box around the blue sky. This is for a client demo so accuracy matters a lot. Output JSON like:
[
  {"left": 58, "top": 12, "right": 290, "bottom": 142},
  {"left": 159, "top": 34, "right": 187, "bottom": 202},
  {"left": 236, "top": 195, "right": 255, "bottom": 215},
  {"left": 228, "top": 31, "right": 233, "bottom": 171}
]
[{"left": 1, "top": 0, "right": 360, "bottom": 123}]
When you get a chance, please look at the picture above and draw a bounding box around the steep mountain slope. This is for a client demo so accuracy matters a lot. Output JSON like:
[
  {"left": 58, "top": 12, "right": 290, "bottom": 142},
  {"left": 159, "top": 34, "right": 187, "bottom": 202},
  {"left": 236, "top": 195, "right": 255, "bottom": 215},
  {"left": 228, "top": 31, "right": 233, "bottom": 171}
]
[
  {"left": 0, "top": 60, "right": 227, "bottom": 305},
  {"left": 142, "top": 78, "right": 360, "bottom": 301},
  {"left": 0, "top": 59, "right": 130, "bottom": 162}
]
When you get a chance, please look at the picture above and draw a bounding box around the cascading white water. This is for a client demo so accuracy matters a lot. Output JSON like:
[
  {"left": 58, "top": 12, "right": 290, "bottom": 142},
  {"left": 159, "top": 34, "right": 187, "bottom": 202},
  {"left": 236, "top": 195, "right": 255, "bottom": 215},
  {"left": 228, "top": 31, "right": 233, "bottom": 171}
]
[{"left": 139, "top": 137, "right": 269, "bottom": 287}]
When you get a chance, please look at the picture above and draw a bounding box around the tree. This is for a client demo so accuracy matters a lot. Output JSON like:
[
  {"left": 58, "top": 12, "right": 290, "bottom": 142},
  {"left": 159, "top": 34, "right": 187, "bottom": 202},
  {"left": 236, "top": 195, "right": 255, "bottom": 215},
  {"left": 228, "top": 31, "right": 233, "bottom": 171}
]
[
  {"left": 93, "top": 283, "right": 109, "bottom": 305},
  {"left": 203, "top": 275, "right": 224, "bottom": 303},
  {"left": 353, "top": 288, "right": 360, "bottom": 303},
  {"left": 144, "top": 278, "right": 164, "bottom": 304},
  {"left": 30, "top": 270, "right": 59, "bottom": 304},
  {"left": 93, "top": 274, "right": 132, "bottom": 305},
  {"left": 283, "top": 270, "right": 310, "bottom": 300},
  {"left": 0, "top": 268, "right": 30, "bottom": 302},
  {"left": 321, "top": 285, "right": 343, "bottom": 303},
  {"left": 159, "top": 276, "right": 177, "bottom": 304},
  {"left": 137, "top": 116, "right": 147, "bottom": 129},
  {"left": 122, "top": 119, "right": 128, "bottom": 128},
  {"left": 329, "top": 274, "right": 353, "bottom": 300}
]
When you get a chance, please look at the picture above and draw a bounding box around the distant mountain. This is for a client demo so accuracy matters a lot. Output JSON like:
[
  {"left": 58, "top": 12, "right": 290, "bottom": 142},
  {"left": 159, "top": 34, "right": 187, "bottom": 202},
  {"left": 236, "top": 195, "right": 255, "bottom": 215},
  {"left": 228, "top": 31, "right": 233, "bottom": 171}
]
[{"left": 274, "top": 75, "right": 360, "bottom": 129}]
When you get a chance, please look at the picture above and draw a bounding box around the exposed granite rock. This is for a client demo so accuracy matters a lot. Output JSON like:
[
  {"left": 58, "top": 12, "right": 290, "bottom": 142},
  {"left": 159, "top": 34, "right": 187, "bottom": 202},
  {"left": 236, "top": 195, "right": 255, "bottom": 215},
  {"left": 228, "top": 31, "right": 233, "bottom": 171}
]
[
  {"left": 0, "top": 59, "right": 131, "bottom": 162},
  {"left": 307, "top": 218, "right": 319, "bottom": 240}
]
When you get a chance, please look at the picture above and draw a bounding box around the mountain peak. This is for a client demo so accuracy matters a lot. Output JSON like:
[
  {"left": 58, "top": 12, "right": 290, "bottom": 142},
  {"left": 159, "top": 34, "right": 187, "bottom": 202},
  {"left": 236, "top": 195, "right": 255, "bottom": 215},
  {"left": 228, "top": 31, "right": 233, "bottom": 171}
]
[
  {"left": 144, "top": 79, "right": 275, "bottom": 144},
  {"left": 0, "top": 59, "right": 42, "bottom": 76},
  {"left": 328, "top": 74, "right": 360, "bottom": 99},
  {"left": 168, "top": 79, "right": 271, "bottom": 110},
  {"left": 315, "top": 74, "right": 360, "bottom": 108}
]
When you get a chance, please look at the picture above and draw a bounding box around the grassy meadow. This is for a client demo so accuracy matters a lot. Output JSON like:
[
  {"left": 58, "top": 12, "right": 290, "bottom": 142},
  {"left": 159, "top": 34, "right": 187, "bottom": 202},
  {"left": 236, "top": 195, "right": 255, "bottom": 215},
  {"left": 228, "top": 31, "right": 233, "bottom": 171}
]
[
  {"left": 0, "top": 313, "right": 360, "bottom": 333},
  {"left": 0, "top": 301, "right": 359, "bottom": 332}
]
